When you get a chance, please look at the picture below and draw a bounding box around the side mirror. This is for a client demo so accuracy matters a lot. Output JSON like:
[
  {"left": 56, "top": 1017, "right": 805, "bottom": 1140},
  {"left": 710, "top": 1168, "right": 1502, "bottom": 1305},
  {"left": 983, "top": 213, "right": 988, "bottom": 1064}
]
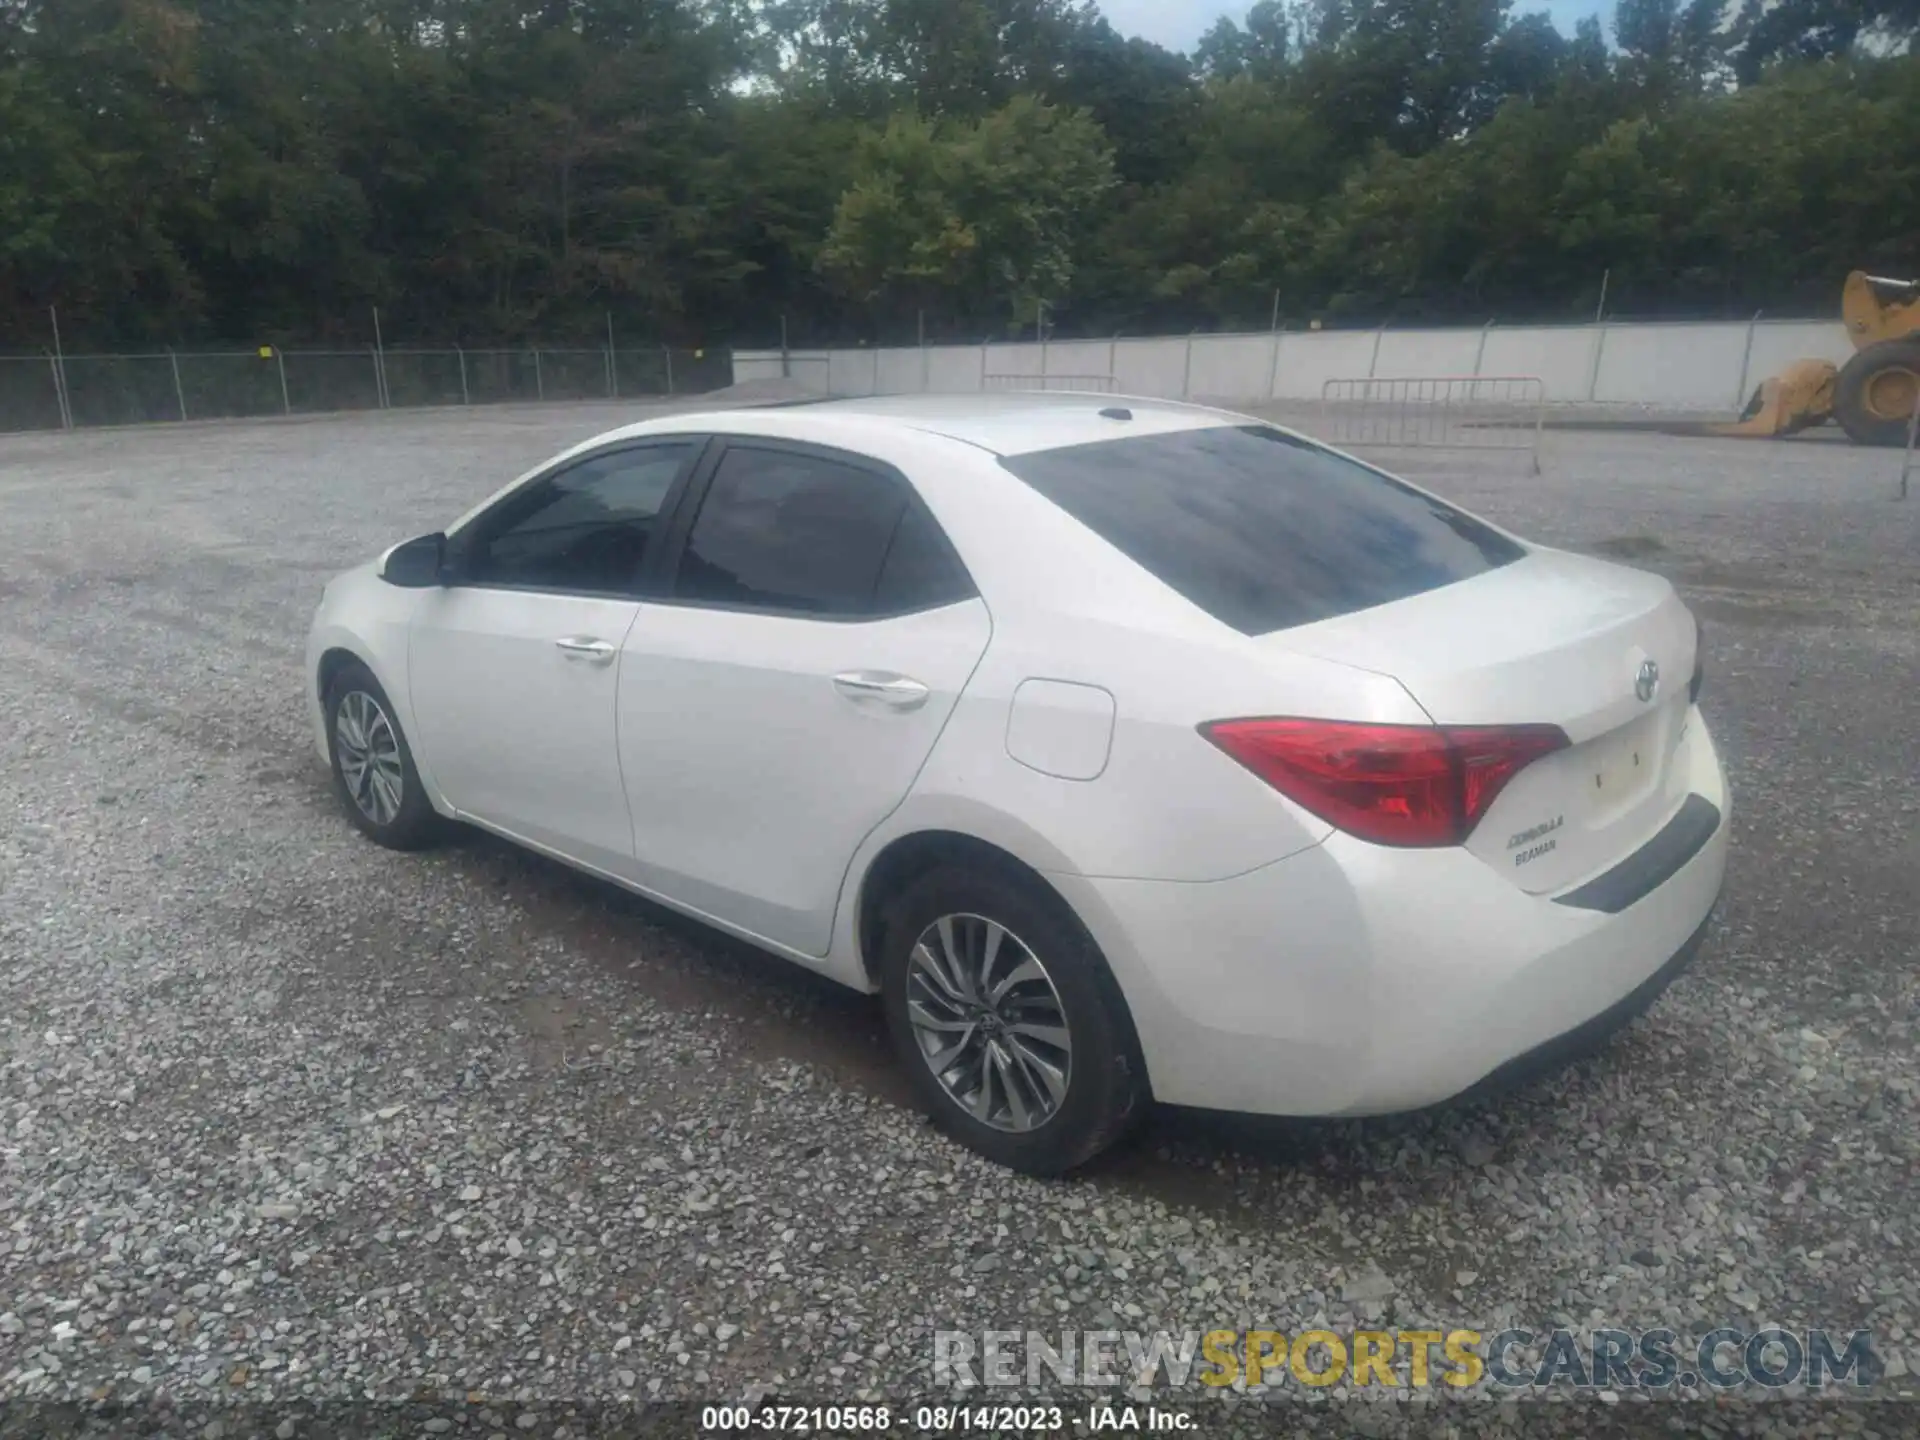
[{"left": 381, "top": 532, "right": 448, "bottom": 588}]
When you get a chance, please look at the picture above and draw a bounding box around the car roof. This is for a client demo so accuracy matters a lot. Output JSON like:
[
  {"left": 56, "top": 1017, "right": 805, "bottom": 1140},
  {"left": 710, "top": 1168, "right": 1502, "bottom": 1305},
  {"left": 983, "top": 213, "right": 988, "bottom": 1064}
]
[{"left": 610, "top": 391, "right": 1248, "bottom": 459}]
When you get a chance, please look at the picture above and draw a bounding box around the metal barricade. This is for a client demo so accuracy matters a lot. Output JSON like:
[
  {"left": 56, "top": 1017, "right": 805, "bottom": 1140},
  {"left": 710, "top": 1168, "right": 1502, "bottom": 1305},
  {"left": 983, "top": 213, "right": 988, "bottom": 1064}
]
[
  {"left": 982, "top": 373, "right": 1117, "bottom": 393},
  {"left": 1318, "top": 376, "right": 1547, "bottom": 472}
]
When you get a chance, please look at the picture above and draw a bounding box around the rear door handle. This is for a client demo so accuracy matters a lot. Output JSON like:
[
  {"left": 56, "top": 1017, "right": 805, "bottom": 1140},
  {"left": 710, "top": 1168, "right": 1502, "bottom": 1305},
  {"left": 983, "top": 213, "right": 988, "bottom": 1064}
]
[
  {"left": 555, "top": 636, "right": 618, "bottom": 666},
  {"left": 833, "top": 671, "right": 931, "bottom": 711}
]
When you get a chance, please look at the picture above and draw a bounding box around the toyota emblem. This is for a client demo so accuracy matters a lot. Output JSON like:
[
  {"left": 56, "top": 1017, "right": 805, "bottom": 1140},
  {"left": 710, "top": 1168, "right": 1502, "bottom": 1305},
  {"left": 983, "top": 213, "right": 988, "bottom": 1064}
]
[{"left": 1635, "top": 659, "right": 1661, "bottom": 703}]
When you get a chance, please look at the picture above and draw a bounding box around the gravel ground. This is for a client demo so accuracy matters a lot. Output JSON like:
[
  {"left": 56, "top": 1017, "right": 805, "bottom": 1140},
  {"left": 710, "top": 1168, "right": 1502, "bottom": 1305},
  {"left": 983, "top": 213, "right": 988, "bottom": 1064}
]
[{"left": 2, "top": 401, "right": 1917, "bottom": 1436}]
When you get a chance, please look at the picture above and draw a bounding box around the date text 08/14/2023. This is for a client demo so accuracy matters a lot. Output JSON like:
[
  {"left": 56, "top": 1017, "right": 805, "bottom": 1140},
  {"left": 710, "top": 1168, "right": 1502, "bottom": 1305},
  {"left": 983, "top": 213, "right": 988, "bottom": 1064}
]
[{"left": 697, "top": 1404, "right": 1191, "bottom": 1432}]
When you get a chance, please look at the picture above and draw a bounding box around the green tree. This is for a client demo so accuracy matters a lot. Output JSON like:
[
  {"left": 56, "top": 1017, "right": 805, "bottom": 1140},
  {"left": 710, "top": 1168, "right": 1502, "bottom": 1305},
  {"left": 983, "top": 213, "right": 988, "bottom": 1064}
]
[
  {"left": 759, "top": 0, "right": 1098, "bottom": 117},
  {"left": 1731, "top": 0, "right": 1919, "bottom": 80},
  {"left": 1614, "top": 0, "right": 1730, "bottom": 94},
  {"left": 818, "top": 96, "right": 1115, "bottom": 327},
  {"left": 5, "top": 0, "right": 1920, "bottom": 350},
  {"left": 1195, "top": 0, "right": 1292, "bottom": 81},
  {"left": 1294, "top": 0, "right": 1512, "bottom": 155},
  {"left": 816, "top": 113, "right": 981, "bottom": 309},
  {"left": 1052, "top": 19, "right": 1198, "bottom": 186}
]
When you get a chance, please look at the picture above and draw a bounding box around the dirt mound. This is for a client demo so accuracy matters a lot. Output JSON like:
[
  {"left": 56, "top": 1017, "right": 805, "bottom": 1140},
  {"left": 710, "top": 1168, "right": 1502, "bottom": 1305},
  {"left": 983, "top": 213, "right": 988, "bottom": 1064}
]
[{"left": 700, "top": 376, "right": 827, "bottom": 405}]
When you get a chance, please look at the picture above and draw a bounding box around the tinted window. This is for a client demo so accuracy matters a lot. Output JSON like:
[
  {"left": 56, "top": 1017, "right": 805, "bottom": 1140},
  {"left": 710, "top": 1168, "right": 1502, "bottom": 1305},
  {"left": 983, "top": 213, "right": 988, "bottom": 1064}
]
[
  {"left": 873, "top": 502, "right": 976, "bottom": 614},
  {"left": 1002, "top": 425, "right": 1524, "bottom": 635},
  {"left": 676, "top": 447, "right": 965, "bottom": 616},
  {"left": 470, "top": 444, "right": 694, "bottom": 594}
]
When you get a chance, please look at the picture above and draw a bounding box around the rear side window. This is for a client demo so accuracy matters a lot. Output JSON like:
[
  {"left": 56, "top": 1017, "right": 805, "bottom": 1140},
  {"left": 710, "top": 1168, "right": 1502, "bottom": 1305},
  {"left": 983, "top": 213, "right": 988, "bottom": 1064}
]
[
  {"left": 872, "top": 503, "right": 976, "bottom": 614},
  {"left": 1001, "top": 425, "right": 1523, "bottom": 635},
  {"left": 674, "top": 445, "right": 974, "bottom": 617}
]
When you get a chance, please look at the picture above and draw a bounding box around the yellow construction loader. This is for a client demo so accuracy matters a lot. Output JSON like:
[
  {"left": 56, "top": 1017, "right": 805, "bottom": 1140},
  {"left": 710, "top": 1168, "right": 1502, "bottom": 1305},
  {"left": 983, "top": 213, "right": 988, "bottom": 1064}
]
[{"left": 1716, "top": 270, "right": 1920, "bottom": 445}]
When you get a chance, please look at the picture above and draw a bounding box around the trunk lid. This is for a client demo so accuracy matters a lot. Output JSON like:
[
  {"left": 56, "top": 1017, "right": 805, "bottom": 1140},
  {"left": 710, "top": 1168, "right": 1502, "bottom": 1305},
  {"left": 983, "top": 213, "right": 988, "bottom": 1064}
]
[{"left": 1268, "top": 548, "right": 1701, "bottom": 893}]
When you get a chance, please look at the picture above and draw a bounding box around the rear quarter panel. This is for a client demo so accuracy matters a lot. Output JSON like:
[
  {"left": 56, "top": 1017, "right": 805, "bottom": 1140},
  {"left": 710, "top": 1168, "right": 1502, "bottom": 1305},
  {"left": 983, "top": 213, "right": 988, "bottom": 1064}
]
[{"left": 818, "top": 421, "right": 1447, "bottom": 988}]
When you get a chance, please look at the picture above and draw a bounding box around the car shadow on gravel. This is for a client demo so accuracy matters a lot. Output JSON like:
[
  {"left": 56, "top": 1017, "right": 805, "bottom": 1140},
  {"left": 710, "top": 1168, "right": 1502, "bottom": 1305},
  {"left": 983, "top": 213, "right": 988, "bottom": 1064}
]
[
  {"left": 421, "top": 820, "right": 1698, "bottom": 1225},
  {"left": 444, "top": 826, "right": 918, "bottom": 1108},
  {"left": 424, "top": 824, "right": 1424, "bottom": 1201}
]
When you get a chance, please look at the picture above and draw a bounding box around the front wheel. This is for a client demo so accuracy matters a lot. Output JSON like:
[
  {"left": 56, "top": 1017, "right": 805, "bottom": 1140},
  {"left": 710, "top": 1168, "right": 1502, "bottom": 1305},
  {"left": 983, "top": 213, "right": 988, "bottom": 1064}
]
[
  {"left": 1834, "top": 338, "right": 1920, "bottom": 447},
  {"left": 879, "top": 866, "right": 1143, "bottom": 1176},
  {"left": 324, "top": 660, "right": 445, "bottom": 851}
]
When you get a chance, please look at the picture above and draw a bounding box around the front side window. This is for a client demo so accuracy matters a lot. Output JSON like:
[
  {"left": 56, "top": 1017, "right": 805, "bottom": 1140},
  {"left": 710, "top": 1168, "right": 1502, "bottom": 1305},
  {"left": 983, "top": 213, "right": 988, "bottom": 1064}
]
[
  {"left": 674, "top": 445, "right": 973, "bottom": 616},
  {"left": 467, "top": 443, "right": 696, "bottom": 594}
]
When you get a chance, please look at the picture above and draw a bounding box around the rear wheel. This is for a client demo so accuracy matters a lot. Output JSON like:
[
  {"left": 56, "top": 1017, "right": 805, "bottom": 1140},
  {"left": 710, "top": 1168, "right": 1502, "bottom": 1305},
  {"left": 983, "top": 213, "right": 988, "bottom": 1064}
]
[
  {"left": 879, "top": 866, "right": 1144, "bottom": 1176},
  {"left": 1834, "top": 339, "right": 1920, "bottom": 447}
]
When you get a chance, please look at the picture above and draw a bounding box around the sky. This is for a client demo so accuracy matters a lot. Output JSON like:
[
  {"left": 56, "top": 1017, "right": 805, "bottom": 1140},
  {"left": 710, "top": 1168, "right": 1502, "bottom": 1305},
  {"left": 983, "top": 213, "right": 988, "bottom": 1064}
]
[{"left": 1097, "top": 0, "right": 1607, "bottom": 53}]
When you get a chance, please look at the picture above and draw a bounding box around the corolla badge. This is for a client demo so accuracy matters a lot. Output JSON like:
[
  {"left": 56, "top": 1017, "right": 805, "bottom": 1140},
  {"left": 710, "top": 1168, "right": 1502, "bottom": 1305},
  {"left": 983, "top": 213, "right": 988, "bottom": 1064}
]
[{"left": 1635, "top": 659, "right": 1661, "bottom": 704}]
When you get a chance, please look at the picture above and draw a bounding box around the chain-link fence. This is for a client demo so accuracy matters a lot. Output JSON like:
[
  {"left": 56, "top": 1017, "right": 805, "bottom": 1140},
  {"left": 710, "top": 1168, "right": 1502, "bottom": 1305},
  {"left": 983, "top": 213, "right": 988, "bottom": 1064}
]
[{"left": 0, "top": 343, "right": 733, "bottom": 435}]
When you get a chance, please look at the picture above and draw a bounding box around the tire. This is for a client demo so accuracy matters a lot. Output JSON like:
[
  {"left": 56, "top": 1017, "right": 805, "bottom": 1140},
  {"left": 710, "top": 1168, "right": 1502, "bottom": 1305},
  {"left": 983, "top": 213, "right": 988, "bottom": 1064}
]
[
  {"left": 1834, "top": 339, "right": 1920, "bottom": 447},
  {"left": 323, "top": 660, "right": 445, "bottom": 851},
  {"left": 879, "top": 865, "right": 1144, "bottom": 1176}
]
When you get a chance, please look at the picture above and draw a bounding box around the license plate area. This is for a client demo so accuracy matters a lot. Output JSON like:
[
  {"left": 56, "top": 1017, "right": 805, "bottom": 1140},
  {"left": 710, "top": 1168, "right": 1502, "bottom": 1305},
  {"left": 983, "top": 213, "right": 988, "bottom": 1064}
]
[{"left": 1582, "top": 709, "right": 1665, "bottom": 818}]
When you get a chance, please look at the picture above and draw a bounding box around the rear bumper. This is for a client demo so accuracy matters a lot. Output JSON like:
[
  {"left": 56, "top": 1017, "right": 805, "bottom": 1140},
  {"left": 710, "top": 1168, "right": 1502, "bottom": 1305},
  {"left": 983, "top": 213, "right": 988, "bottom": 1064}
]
[
  {"left": 1443, "top": 908, "right": 1712, "bottom": 1108},
  {"left": 1052, "top": 712, "right": 1729, "bottom": 1118},
  {"left": 1554, "top": 793, "right": 1721, "bottom": 915}
]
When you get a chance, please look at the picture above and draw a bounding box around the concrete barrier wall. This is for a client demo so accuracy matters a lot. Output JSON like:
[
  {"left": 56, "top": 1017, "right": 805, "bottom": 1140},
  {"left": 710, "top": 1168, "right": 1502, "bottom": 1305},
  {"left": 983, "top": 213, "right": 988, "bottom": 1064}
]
[
  {"left": 1112, "top": 338, "right": 1191, "bottom": 397},
  {"left": 928, "top": 345, "right": 984, "bottom": 390},
  {"left": 735, "top": 317, "right": 1852, "bottom": 413},
  {"left": 1272, "top": 331, "right": 1381, "bottom": 397},
  {"left": 1192, "top": 334, "right": 1280, "bottom": 399},
  {"left": 826, "top": 349, "right": 873, "bottom": 397},
  {"left": 1373, "top": 328, "right": 1485, "bottom": 379},
  {"left": 873, "top": 347, "right": 922, "bottom": 394},
  {"left": 1039, "top": 340, "right": 1113, "bottom": 380},
  {"left": 1477, "top": 327, "right": 1597, "bottom": 402},
  {"left": 983, "top": 341, "right": 1042, "bottom": 379},
  {"left": 1593, "top": 323, "right": 1748, "bottom": 410},
  {"left": 734, "top": 352, "right": 788, "bottom": 383}
]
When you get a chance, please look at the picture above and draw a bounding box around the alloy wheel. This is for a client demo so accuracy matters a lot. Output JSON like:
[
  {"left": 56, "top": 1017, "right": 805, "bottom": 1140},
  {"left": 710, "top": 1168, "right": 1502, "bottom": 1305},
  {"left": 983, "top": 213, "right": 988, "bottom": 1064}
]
[
  {"left": 335, "top": 690, "right": 404, "bottom": 826},
  {"left": 904, "top": 913, "right": 1073, "bottom": 1133}
]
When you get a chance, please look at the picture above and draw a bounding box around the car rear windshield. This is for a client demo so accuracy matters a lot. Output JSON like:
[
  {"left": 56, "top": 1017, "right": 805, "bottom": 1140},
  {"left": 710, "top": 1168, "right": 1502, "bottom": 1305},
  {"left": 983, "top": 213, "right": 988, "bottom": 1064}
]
[{"left": 1001, "top": 424, "right": 1525, "bottom": 635}]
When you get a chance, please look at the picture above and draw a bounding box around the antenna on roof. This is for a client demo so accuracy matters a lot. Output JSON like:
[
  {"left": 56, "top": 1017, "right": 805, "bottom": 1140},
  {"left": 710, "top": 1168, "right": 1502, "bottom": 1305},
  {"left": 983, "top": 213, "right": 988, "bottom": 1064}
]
[{"left": 1098, "top": 407, "right": 1133, "bottom": 421}]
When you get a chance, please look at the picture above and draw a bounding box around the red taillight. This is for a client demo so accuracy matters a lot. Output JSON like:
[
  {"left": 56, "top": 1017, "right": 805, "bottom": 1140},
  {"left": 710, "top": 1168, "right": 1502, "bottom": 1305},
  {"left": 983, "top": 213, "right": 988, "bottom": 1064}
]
[{"left": 1200, "top": 718, "right": 1569, "bottom": 848}]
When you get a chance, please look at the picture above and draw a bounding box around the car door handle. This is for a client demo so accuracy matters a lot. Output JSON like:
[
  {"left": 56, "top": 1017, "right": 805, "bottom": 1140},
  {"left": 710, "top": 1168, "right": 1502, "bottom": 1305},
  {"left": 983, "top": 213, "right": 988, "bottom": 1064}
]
[
  {"left": 833, "top": 671, "right": 931, "bottom": 711},
  {"left": 555, "top": 636, "right": 618, "bottom": 665}
]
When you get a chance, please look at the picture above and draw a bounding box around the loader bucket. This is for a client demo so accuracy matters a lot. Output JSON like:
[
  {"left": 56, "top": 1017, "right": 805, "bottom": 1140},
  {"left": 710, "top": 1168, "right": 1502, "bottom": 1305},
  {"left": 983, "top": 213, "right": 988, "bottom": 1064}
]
[{"left": 1709, "top": 359, "right": 1839, "bottom": 438}]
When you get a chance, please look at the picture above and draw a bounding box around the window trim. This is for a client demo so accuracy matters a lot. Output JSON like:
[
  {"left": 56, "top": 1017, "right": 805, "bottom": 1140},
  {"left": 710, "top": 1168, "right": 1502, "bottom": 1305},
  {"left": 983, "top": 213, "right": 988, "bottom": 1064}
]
[
  {"left": 650, "top": 435, "right": 979, "bottom": 624},
  {"left": 445, "top": 435, "right": 714, "bottom": 601}
]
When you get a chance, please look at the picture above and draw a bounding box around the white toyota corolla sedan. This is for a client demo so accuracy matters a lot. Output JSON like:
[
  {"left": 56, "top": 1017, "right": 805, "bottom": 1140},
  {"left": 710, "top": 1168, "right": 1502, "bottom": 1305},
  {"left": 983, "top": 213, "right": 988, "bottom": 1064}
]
[{"left": 306, "top": 393, "right": 1727, "bottom": 1174}]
